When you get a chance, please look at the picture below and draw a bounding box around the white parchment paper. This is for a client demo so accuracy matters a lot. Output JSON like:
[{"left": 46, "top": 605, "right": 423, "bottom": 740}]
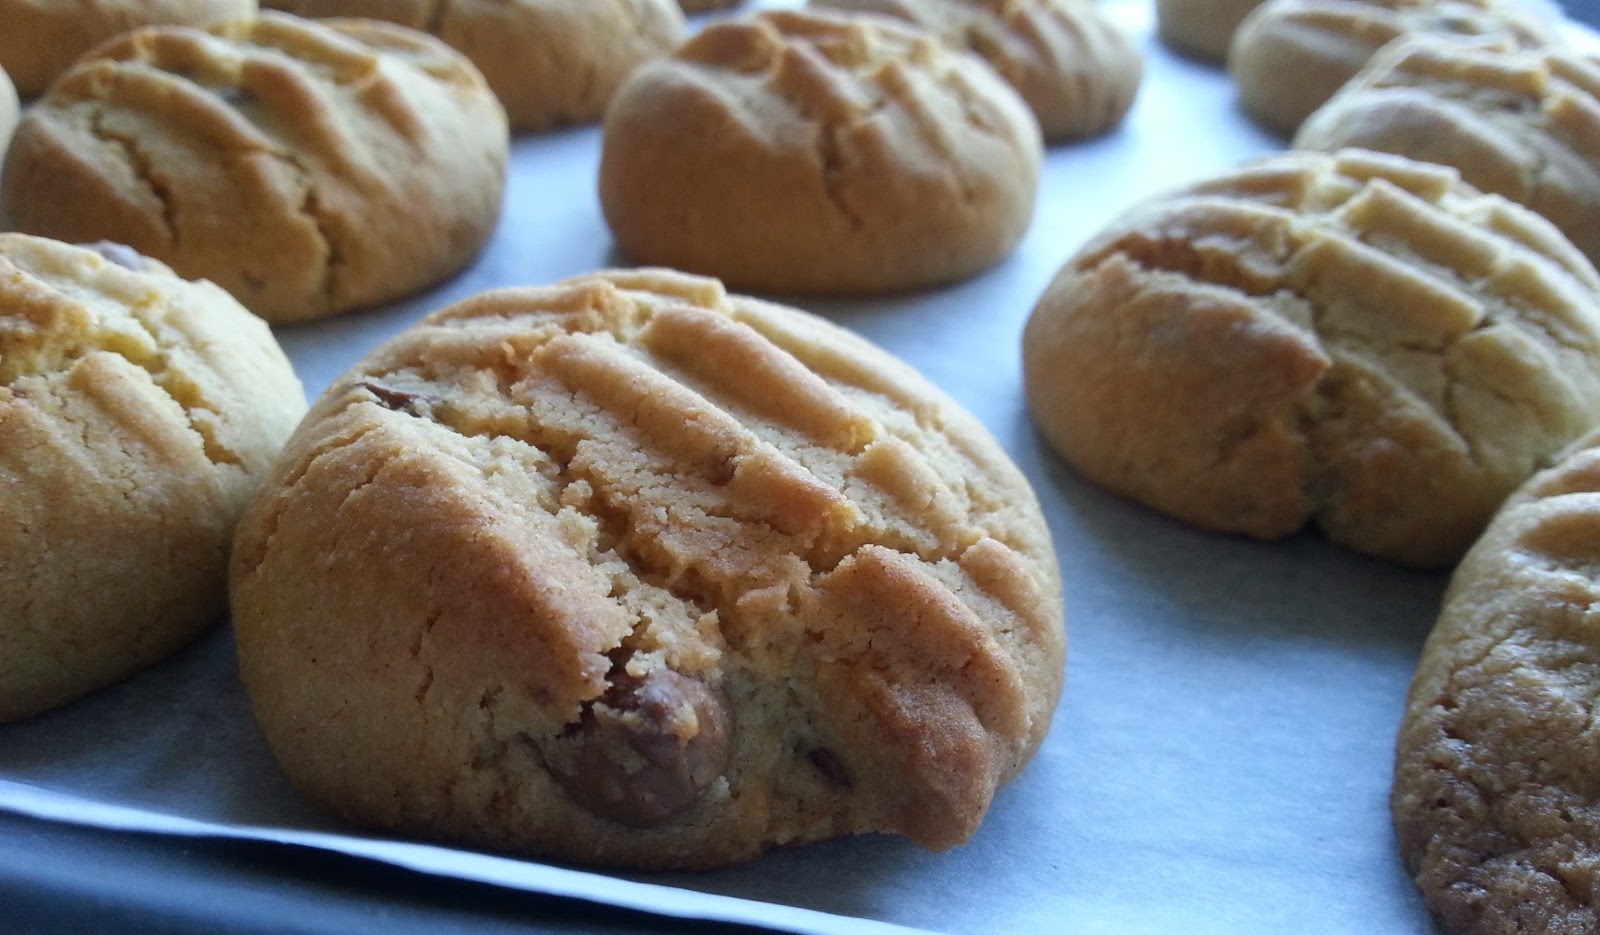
[{"left": 0, "top": 3, "right": 1449, "bottom": 932}]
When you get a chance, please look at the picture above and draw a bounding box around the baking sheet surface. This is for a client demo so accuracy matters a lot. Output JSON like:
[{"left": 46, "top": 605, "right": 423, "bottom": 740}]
[{"left": 0, "top": 3, "right": 1447, "bottom": 932}]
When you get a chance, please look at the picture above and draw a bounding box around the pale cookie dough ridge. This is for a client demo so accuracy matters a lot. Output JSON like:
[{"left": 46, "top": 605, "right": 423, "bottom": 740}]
[{"left": 1297, "top": 38, "right": 1600, "bottom": 274}]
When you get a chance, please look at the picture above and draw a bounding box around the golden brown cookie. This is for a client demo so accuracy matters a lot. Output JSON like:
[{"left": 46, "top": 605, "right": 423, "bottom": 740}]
[
  {"left": 1022, "top": 149, "right": 1600, "bottom": 568},
  {"left": 260, "top": 0, "right": 684, "bottom": 132},
  {"left": 0, "top": 14, "right": 508, "bottom": 324},
  {"left": 0, "top": 233, "right": 305, "bottom": 722},
  {"left": 1228, "top": 0, "right": 1553, "bottom": 135},
  {"left": 0, "top": 0, "right": 256, "bottom": 97},
  {"left": 1394, "top": 429, "right": 1600, "bottom": 934},
  {"left": 810, "top": 0, "right": 1142, "bottom": 142},
  {"left": 1297, "top": 38, "right": 1600, "bottom": 275},
  {"left": 232, "top": 268, "right": 1065, "bottom": 869},
  {"left": 598, "top": 9, "right": 1043, "bottom": 295},
  {"left": 1156, "top": 0, "right": 1267, "bottom": 62}
]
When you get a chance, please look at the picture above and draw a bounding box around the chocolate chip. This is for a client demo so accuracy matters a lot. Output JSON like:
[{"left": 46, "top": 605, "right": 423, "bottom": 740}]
[
  {"left": 703, "top": 455, "right": 736, "bottom": 486},
  {"left": 358, "top": 380, "right": 425, "bottom": 413},
  {"left": 549, "top": 668, "right": 732, "bottom": 828},
  {"left": 806, "top": 747, "right": 853, "bottom": 789}
]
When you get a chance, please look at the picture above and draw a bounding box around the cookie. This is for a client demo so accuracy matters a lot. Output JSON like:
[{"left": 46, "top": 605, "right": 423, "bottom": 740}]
[
  {"left": 1394, "top": 429, "right": 1600, "bottom": 934},
  {"left": 0, "top": 0, "right": 256, "bottom": 98},
  {"left": 0, "top": 65, "right": 15, "bottom": 155},
  {"left": 598, "top": 9, "right": 1042, "bottom": 295},
  {"left": 0, "top": 233, "right": 305, "bottom": 722},
  {"left": 0, "top": 14, "right": 508, "bottom": 325},
  {"left": 231, "top": 268, "right": 1065, "bottom": 869},
  {"left": 1156, "top": 0, "right": 1266, "bottom": 62},
  {"left": 1022, "top": 149, "right": 1600, "bottom": 568},
  {"left": 1228, "top": 0, "right": 1553, "bottom": 135},
  {"left": 810, "top": 0, "right": 1142, "bottom": 142},
  {"left": 260, "top": 0, "right": 684, "bottom": 132},
  {"left": 1297, "top": 38, "right": 1600, "bottom": 275}
]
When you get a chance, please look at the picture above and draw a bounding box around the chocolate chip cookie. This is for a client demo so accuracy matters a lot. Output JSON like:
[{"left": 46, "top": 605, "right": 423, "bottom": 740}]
[
  {"left": 1023, "top": 149, "right": 1600, "bottom": 568},
  {"left": 0, "top": 14, "right": 508, "bottom": 324},
  {"left": 1396, "top": 428, "right": 1600, "bottom": 933},
  {"left": 0, "top": 233, "right": 305, "bottom": 721},
  {"left": 599, "top": 9, "right": 1043, "bottom": 295},
  {"left": 232, "top": 268, "right": 1065, "bottom": 868}
]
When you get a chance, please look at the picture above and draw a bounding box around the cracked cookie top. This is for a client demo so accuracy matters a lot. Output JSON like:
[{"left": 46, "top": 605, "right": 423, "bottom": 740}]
[
  {"left": 0, "top": 13, "right": 508, "bottom": 324},
  {"left": 0, "top": 232, "right": 305, "bottom": 721},
  {"left": 598, "top": 8, "right": 1043, "bottom": 295},
  {"left": 0, "top": 0, "right": 256, "bottom": 97},
  {"left": 231, "top": 268, "right": 1065, "bottom": 868},
  {"left": 1297, "top": 37, "right": 1600, "bottom": 274},
  {"left": 1022, "top": 148, "right": 1600, "bottom": 568},
  {"left": 1229, "top": 0, "right": 1554, "bottom": 135},
  {"left": 260, "top": 0, "right": 685, "bottom": 132},
  {"left": 1396, "top": 429, "right": 1600, "bottom": 934},
  {"left": 811, "top": 0, "right": 1142, "bottom": 142}
]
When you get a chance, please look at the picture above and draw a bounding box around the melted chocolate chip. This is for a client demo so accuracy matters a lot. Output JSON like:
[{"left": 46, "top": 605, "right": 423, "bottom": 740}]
[
  {"left": 358, "top": 380, "right": 426, "bottom": 413},
  {"left": 549, "top": 668, "right": 732, "bottom": 828},
  {"left": 806, "top": 747, "right": 853, "bottom": 789}
]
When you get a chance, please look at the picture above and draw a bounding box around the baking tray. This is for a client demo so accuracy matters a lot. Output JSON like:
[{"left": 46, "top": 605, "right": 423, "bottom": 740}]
[{"left": 0, "top": 1, "right": 1460, "bottom": 931}]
